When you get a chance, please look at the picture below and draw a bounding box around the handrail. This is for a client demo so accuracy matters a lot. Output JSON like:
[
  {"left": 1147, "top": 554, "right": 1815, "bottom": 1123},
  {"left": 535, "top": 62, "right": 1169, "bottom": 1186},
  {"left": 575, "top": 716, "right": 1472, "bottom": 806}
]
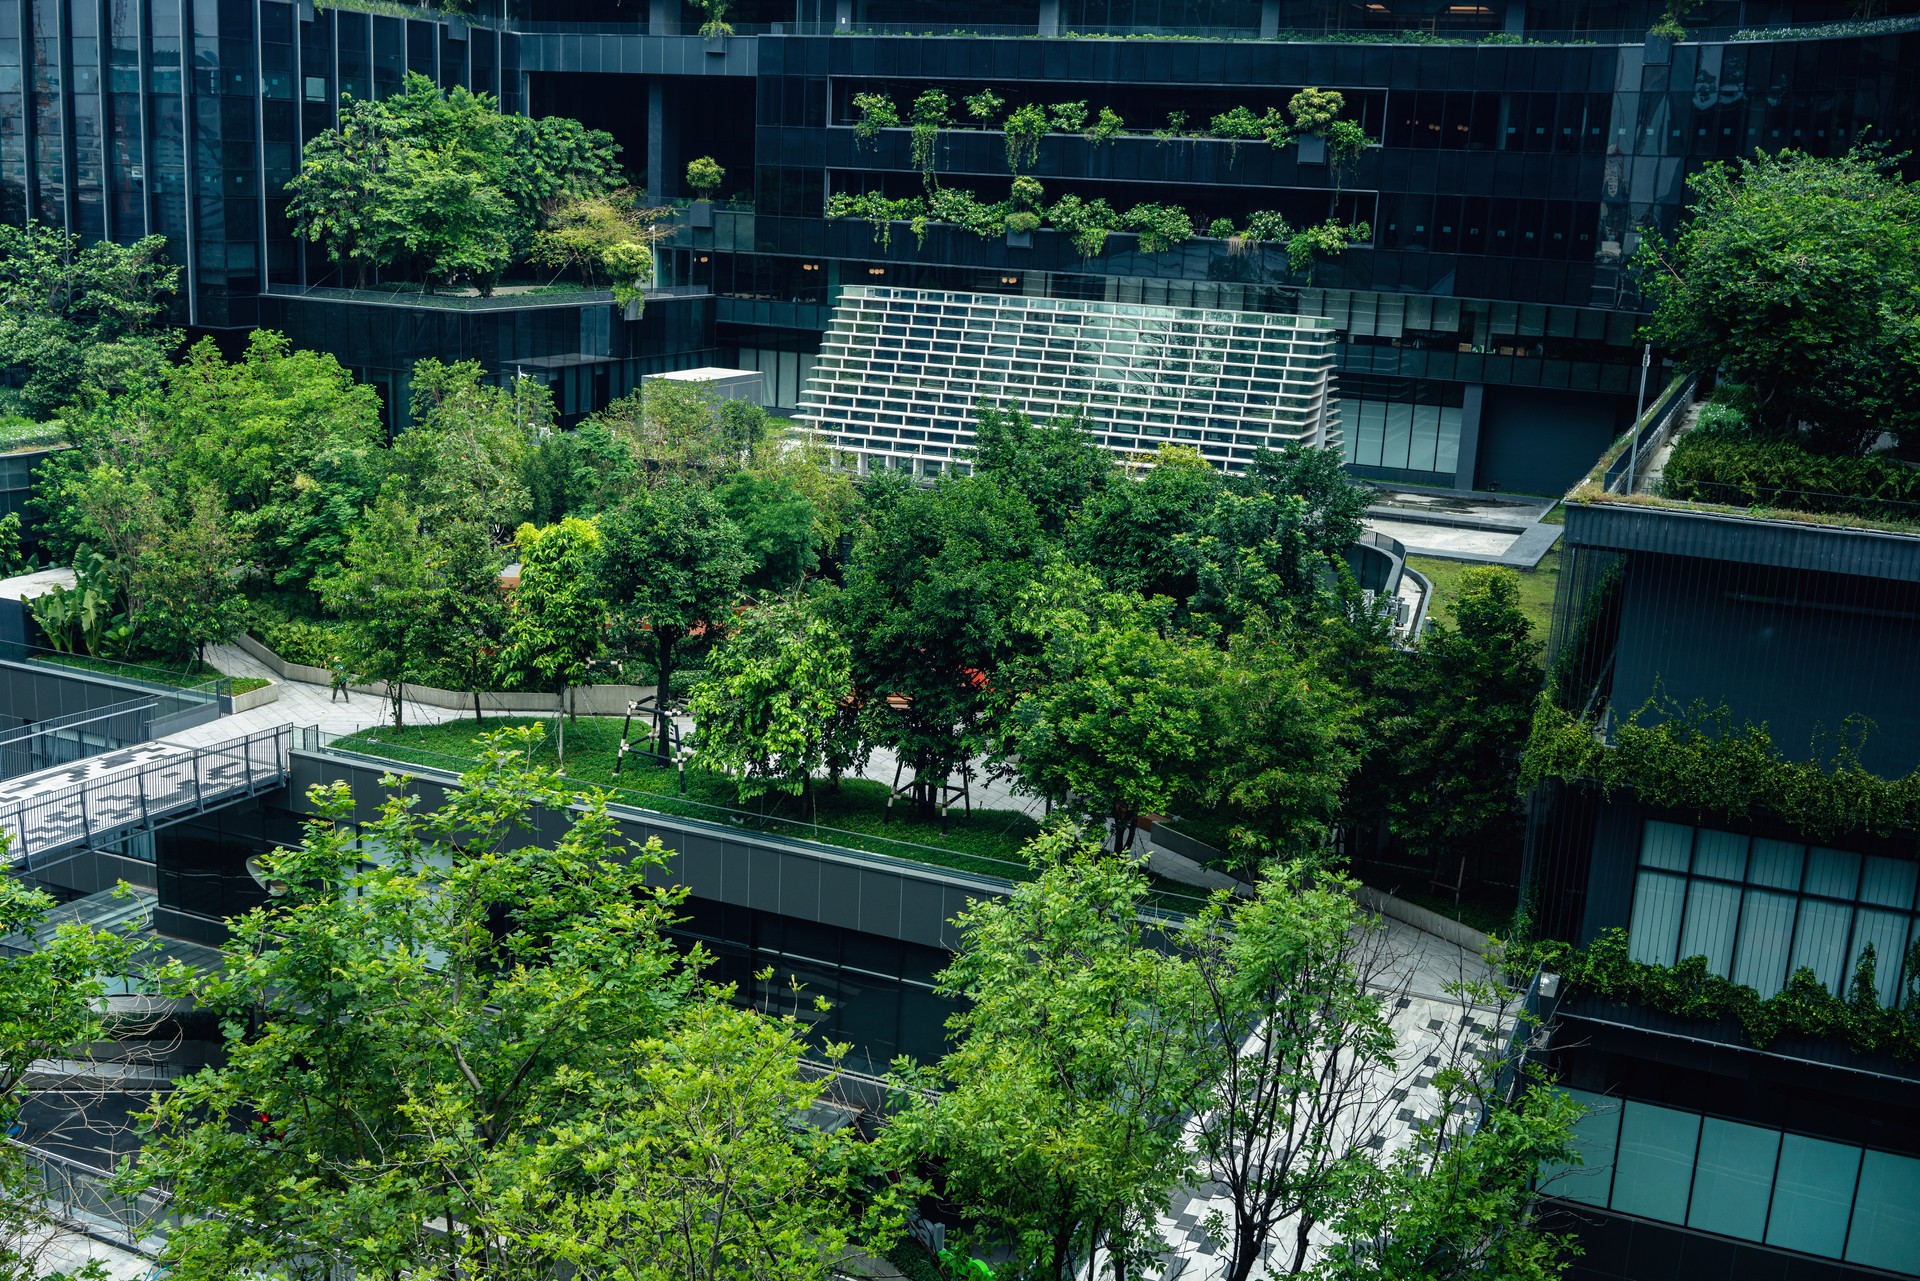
[
  {"left": 4, "top": 645, "right": 228, "bottom": 701},
  {"left": 1603, "top": 373, "right": 1695, "bottom": 496},
  {"left": 0, "top": 726, "right": 292, "bottom": 868}
]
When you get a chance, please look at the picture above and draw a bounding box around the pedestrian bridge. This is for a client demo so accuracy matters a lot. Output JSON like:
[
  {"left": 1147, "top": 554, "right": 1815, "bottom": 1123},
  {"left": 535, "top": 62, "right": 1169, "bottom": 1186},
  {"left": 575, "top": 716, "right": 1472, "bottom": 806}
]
[{"left": 0, "top": 726, "right": 291, "bottom": 870}]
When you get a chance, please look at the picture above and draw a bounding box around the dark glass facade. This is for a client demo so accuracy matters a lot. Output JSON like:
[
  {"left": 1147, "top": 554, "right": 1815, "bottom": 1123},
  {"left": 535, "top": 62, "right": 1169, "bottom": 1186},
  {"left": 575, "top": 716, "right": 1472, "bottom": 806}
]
[{"left": 2, "top": 1, "right": 1916, "bottom": 479}]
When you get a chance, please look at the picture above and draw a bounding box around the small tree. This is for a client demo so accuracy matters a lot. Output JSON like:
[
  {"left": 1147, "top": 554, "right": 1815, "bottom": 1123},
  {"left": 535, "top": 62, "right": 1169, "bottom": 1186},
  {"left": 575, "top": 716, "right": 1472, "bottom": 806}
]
[
  {"left": 497, "top": 517, "right": 606, "bottom": 761},
  {"left": 597, "top": 485, "right": 750, "bottom": 757},
  {"left": 317, "top": 494, "right": 442, "bottom": 730},
  {"left": 884, "top": 829, "right": 1199, "bottom": 1280},
  {"left": 1176, "top": 863, "right": 1405, "bottom": 1281},
  {"left": 1637, "top": 145, "right": 1920, "bottom": 452},
  {"left": 689, "top": 595, "right": 854, "bottom": 806},
  {"left": 393, "top": 358, "right": 545, "bottom": 533},
  {"left": 1383, "top": 566, "right": 1540, "bottom": 868},
  {"left": 131, "top": 485, "right": 247, "bottom": 671},
  {"left": 506, "top": 999, "right": 909, "bottom": 1281},
  {"left": 420, "top": 520, "right": 506, "bottom": 723},
  {"left": 685, "top": 155, "right": 726, "bottom": 198}
]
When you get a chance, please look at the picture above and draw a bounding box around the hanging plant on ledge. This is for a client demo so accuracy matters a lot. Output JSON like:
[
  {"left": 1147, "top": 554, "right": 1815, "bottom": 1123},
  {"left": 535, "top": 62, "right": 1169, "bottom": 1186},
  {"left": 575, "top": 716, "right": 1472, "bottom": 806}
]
[
  {"left": 689, "top": 0, "right": 733, "bottom": 37},
  {"left": 851, "top": 93, "right": 898, "bottom": 152},
  {"left": 909, "top": 89, "right": 950, "bottom": 187},
  {"left": 1003, "top": 103, "right": 1047, "bottom": 173}
]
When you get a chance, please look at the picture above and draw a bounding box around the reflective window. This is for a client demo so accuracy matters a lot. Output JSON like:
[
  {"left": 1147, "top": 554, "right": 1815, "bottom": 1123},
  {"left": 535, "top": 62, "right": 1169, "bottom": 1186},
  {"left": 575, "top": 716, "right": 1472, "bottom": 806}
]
[{"left": 1627, "top": 820, "right": 1919, "bottom": 1003}]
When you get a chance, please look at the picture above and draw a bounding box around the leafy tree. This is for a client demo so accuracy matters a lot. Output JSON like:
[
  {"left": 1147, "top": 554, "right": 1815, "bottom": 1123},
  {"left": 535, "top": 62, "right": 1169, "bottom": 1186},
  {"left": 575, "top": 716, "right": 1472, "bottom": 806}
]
[
  {"left": 597, "top": 485, "right": 750, "bottom": 756},
  {"left": 1317, "top": 1069, "right": 1582, "bottom": 1281},
  {"left": 393, "top": 359, "right": 543, "bottom": 532},
  {"left": 685, "top": 155, "right": 726, "bottom": 197},
  {"left": 1637, "top": 145, "right": 1920, "bottom": 452},
  {"left": 1069, "top": 445, "right": 1222, "bottom": 608},
  {"left": 388, "top": 138, "right": 516, "bottom": 293},
  {"left": 531, "top": 188, "right": 661, "bottom": 310},
  {"left": 498, "top": 517, "right": 606, "bottom": 761},
  {"left": 1382, "top": 566, "right": 1540, "bottom": 866},
  {"left": 836, "top": 474, "right": 1046, "bottom": 811},
  {"left": 420, "top": 520, "right": 507, "bottom": 722},
  {"left": 967, "top": 405, "right": 1118, "bottom": 537},
  {"left": 0, "top": 875, "right": 141, "bottom": 1280},
  {"left": 688, "top": 594, "right": 855, "bottom": 804},
  {"left": 126, "top": 729, "right": 698, "bottom": 1280},
  {"left": 999, "top": 574, "right": 1216, "bottom": 851},
  {"left": 0, "top": 220, "right": 178, "bottom": 419},
  {"left": 714, "top": 468, "right": 821, "bottom": 590},
  {"left": 591, "top": 379, "right": 766, "bottom": 482},
  {"left": 1177, "top": 863, "right": 1400, "bottom": 1281},
  {"left": 886, "top": 829, "right": 1198, "bottom": 1280},
  {"left": 506, "top": 998, "right": 907, "bottom": 1281},
  {"left": 130, "top": 485, "right": 247, "bottom": 670},
  {"left": 1200, "top": 617, "right": 1362, "bottom": 863},
  {"left": 520, "top": 420, "right": 639, "bottom": 524},
  {"left": 284, "top": 95, "right": 405, "bottom": 286},
  {"left": 1237, "top": 443, "right": 1372, "bottom": 567},
  {"left": 157, "top": 331, "right": 387, "bottom": 595},
  {"left": 317, "top": 494, "right": 443, "bottom": 729}
]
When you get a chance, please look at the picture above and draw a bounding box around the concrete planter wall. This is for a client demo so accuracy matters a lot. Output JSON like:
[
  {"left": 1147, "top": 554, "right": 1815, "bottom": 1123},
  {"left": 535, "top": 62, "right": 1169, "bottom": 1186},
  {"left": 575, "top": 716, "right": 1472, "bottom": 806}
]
[
  {"left": 235, "top": 633, "right": 658, "bottom": 716},
  {"left": 1357, "top": 885, "right": 1493, "bottom": 954},
  {"left": 226, "top": 682, "right": 281, "bottom": 714}
]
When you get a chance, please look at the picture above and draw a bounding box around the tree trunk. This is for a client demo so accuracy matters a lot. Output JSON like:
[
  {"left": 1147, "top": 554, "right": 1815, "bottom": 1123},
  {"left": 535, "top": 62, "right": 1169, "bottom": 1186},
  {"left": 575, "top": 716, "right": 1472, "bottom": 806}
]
[
  {"left": 473, "top": 686, "right": 483, "bottom": 724},
  {"left": 390, "top": 681, "right": 404, "bottom": 731},
  {"left": 655, "top": 631, "right": 677, "bottom": 758}
]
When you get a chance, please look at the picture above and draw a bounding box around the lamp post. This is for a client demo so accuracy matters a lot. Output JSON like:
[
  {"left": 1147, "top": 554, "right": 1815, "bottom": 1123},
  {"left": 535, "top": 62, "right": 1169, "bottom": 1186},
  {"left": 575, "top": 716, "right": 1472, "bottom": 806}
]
[{"left": 1628, "top": 343, "right": 1652, "bottom": 493}]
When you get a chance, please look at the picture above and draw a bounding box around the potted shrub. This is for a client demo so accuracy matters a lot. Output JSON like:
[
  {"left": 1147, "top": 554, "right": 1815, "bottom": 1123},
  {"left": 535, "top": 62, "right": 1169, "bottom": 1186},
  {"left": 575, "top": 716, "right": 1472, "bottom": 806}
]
[
  {"left": 1005, "top": 210, "right": 1040, "bottom": 249},
  {"left": 685, "top": 155, "right": 724, "bottom": 227},
  {"left": 692, "top": 0, "right": 733, "bottom": 47}
]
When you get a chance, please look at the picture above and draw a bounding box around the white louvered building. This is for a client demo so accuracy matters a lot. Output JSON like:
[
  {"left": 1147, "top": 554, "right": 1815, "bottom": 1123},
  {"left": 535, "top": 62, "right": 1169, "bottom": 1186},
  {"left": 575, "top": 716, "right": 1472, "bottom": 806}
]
[{"left": 796, "top": 287, "right": 1340, "bottom": 475}]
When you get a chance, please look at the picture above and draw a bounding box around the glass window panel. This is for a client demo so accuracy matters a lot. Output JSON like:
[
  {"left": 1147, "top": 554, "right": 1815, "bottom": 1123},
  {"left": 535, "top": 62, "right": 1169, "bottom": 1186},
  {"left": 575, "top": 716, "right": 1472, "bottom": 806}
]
[
  {"left": 1435, "top": 405, "right": 1461, "bottom": 473},
  {"left": 1747, "top": 838, "right": 1804, "bottom": 889},
  {"left": 1846, "top": 1149, "right": 1920, "bottom": 1274},
  {"left": 1731, "top": 889, "right": 1797, "bottom": 998},
  {"left": 1640, "top": 820, "right": 1692, "bottom": 871},
  {"left": 1355, "top": 401, "right": 1385, "bottom": 467},
  {"left": 1679, "top": 879, "right": 1741, "bottom": 976},
  {"left": 1407, "top": 404, "right": 1439, "bottom": 472},
  {"left": 1691, "top": 829, "right": 1747, "bottom": 881},
  {"left": 1540, "top": 1089, "right": 1619, "bottom": 1208},
  {"left": 1766, "top": 1134, "right": 1860, "bottom": 1259},
  {"left": 1859, "top": 855, "right": 1918, "bottom": 909},
  {"left": 1804, "top": 846, "right": 1862, "bottom": 899},
  {"left": 1849, "top": 909, "right": 1911, "bottom": 1006},
  {"left": 1611, "top": 1102, "right": 1699, "bottom": 1225},
  {"left": 1629, "top": 872, "right": 1686, "bottom": 967},
  {"left": 1687, "top": 1119, "right": 1778, "bottom": 1242},
  {"left": 1381, "top": 402, "right": 1413, "bottom": 470},
  {"left": 1790, "top": 898, "right": 1852, "bottom": 994}
]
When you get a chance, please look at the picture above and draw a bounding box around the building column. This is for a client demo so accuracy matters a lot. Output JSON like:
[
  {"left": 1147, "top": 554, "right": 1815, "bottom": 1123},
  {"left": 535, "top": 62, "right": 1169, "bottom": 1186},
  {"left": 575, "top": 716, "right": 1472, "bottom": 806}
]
[
  {"left": 647, "top": 79, "right": 680, "bottom": 202},
  {"left": 1261, "top": 0, "right": 1280, "bottom": 38},
  {"left": 1454, "top": 384, "right": 1485, "bottom": 491},
  {"left": 1038, "top": 0, "right": 1061, "bottom": 36},
  {"left": 834, "top": 0, "right": 853, "bottom": 30},
  {"left": 650, "top": 0, "right": 679, "bottom": 35}
]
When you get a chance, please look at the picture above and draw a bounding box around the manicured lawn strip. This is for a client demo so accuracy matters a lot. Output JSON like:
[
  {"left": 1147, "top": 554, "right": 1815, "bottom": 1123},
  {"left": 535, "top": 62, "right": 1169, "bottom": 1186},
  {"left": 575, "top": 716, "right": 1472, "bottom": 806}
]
[
  {"left": 31, "top": 652, "right": 264, "bottom": 693},
  {"left": 1407, "top": 545, "right": 1562, "bottom": 647},
  {"left": 333, "top": 717, "right": 1211, "bottom": 914}
]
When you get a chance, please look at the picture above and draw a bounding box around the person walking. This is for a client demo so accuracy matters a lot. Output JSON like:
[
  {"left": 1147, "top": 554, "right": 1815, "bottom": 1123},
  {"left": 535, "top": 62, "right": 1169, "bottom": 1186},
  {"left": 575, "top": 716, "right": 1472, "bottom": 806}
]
[{"left": 329, "top": 656, "right": 351, "bottom": 703}]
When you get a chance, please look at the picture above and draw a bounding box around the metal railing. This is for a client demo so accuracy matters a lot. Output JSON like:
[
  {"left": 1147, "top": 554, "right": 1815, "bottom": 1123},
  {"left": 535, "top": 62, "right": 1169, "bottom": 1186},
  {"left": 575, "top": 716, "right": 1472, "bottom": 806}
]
[
  {"left": 264, "top": 282, "right": 616, "bottom": 311},
  {"left": 0, "top": 696, "right": 157, "bottom": 783},
  {"left": 0, "top": 726, "right": 292, "bottom": 869},
  {"left": 12, "top": 1139, "right": 169, "bottom": 1258},
  {"left": 1604, "top": 373, "right": 1696, "bottom": 495}
]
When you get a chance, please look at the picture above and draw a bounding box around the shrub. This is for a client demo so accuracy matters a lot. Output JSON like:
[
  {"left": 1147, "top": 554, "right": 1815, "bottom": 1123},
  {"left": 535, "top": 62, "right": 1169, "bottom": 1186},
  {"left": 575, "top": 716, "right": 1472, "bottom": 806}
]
[
  {"left": 1662, "top": 406, "right": 1920, "bottom": 521},
  {"left": 1207, "top": 217, "right": 1237, "bottom": 239},
  {"left": 1123, "top": 202, "right": 1194, "bottom": 254},
  {"left": 1085, "top": 106, "right": 1124, "bottom": 145},
  {"left": 851, "top": 93, "right": 897, "bottom": 149},
  {"left": 684, "top": 155, "right": 724, "bottom": 197},
  {"left": 255, "top": 615, "right": 352, "bottom": 669},
  {"left": 963, "top": 88, "right": 1004, "bottom": 123},
  {"left": 1046, "top": 101, "right": 1089, "bottom": 133},
  {"left": 1046, "top": 194, "right": 1120, "bottom": 259},
  {"left": 1005, "top": 211, "right": 1041, "bottom": 235},
  {"left": 1003, "top": 103, "right": 1047, "bottom": 172},
  {"left": 1009, "top": 175, "right": 1045, "bottom": 210}
]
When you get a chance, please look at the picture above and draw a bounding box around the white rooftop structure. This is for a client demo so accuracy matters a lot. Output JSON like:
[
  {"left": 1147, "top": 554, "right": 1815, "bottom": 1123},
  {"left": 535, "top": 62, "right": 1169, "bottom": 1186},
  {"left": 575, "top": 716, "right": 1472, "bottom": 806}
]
[{"left": 798, "top": 287, "right": 1339, "bottom": 475}]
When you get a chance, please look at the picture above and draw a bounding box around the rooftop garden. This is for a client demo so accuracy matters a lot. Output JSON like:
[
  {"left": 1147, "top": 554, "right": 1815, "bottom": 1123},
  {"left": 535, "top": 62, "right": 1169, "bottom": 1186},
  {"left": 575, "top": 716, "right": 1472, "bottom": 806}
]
[{"left": 1569, "top": 144, "right": 1920, "bottom": 535}]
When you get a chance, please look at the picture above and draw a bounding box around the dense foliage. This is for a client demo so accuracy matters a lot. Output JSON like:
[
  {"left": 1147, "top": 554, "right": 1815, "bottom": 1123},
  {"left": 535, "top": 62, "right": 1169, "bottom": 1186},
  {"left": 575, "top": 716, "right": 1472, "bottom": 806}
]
[
  {"left": 1661, "top": 390, "right": 1920, "bottom": 521},
  {"left": 287, "top": 74, "right": 628, "bottom": 293},
  {"left": 1637, "top": 146, "right": 1920, "bottom": 453}
]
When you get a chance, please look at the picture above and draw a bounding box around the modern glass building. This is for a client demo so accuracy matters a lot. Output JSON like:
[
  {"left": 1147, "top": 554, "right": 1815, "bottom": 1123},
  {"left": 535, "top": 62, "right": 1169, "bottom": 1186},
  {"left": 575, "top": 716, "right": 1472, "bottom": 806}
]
[
  {"left": 798, "top": 286, "right": 1338, "bottom": 473},
  {"left": 3, "top": 0, "right": 1915, "bottom": 481}
]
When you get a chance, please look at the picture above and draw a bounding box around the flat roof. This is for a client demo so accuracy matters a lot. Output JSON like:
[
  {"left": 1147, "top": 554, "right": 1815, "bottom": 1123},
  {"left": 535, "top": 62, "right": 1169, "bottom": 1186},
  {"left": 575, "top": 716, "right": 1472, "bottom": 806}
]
[
  {"left": 646, "top": 367, "right": 762, "bottom": 382},
  {"left": 0, "top": 567, "right": 75, "bottom": 603}
]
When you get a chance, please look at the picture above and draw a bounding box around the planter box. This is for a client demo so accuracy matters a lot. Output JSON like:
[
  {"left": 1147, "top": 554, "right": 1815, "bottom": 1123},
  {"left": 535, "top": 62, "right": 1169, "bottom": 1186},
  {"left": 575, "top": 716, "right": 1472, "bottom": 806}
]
[
  {"left": 228, "top": 682, "right": 280, "bottom": 714},
  {"left": 1295, "top": 133, "right": 1327, "bottom": 166},
  {"left": 1005, "top": 228, "right": 1033, "bottom": 249},
  {"left": 689, "top": 200, "right": 715, "bottom": 229}
]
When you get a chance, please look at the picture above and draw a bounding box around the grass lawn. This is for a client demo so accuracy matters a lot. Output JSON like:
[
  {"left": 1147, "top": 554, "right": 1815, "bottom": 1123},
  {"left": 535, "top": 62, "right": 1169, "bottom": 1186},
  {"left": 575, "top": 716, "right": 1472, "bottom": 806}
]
[
  {"left": 1406, "top": 545, "right": 1562, "bottom": 647},
  {"left": 331, "top": 717, "right": 1213, "bottom": 913},
  {"left": 32, "top": 652, "right": 270, "bottom": 695}
]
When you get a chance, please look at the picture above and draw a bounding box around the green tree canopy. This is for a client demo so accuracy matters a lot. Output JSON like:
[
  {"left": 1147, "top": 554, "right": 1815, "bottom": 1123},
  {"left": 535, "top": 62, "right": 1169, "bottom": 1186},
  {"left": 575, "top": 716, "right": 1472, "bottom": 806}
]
[
  {"left": 714, "top": 469, "right": 822, "bottom": 591},
  {"left": 597, "top": 483, "right": 750, "bottom": 755},
  {"left": 0, "top": 220, "right": 178, "bottom": 419},
  {"left": 317, "top": 493, "right": 444, "bottom": 729},
  {"left": 688, "top": 594, "right": 856, "bottom": 802},
  {"left": 393, "top": 359, "right": 545, "bottom": 532},
  {"left": 967, "top": 405, "right": 1119, "bottom": 537},
  {"left": 885, "top": 829, "right": 1199, "bottom": 1280},
  {"left": 1068, "top": 445, "right": 1222, "bottom": 608},
  {"left": 1638, "top": 144, "right": 1920, "bottom": 452},
  {"left": 498, "top": 517, "right": 607, "bottom": 758},
  {"left": 836, "top": 473, "right": 1047, "bottom": 805},
  {"left": 1382, "top": 565, "right": 1540, "bottom": 867}
]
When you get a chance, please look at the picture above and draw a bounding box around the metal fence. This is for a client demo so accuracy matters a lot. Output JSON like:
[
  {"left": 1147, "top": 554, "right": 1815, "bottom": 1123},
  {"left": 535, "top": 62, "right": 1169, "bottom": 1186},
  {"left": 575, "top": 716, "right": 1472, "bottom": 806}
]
[
  {"left": 0, "top": 726, "right": 292, "bottom": 870},
  {"left": 13, "top": 1139, "right": 169, "bottom": 1259},
  {"left": 0, "top": 697, "right": 156, "bottom": 783},
  {"left": 1603, "top": 373, "right": 1697, "bottom": 496}
]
